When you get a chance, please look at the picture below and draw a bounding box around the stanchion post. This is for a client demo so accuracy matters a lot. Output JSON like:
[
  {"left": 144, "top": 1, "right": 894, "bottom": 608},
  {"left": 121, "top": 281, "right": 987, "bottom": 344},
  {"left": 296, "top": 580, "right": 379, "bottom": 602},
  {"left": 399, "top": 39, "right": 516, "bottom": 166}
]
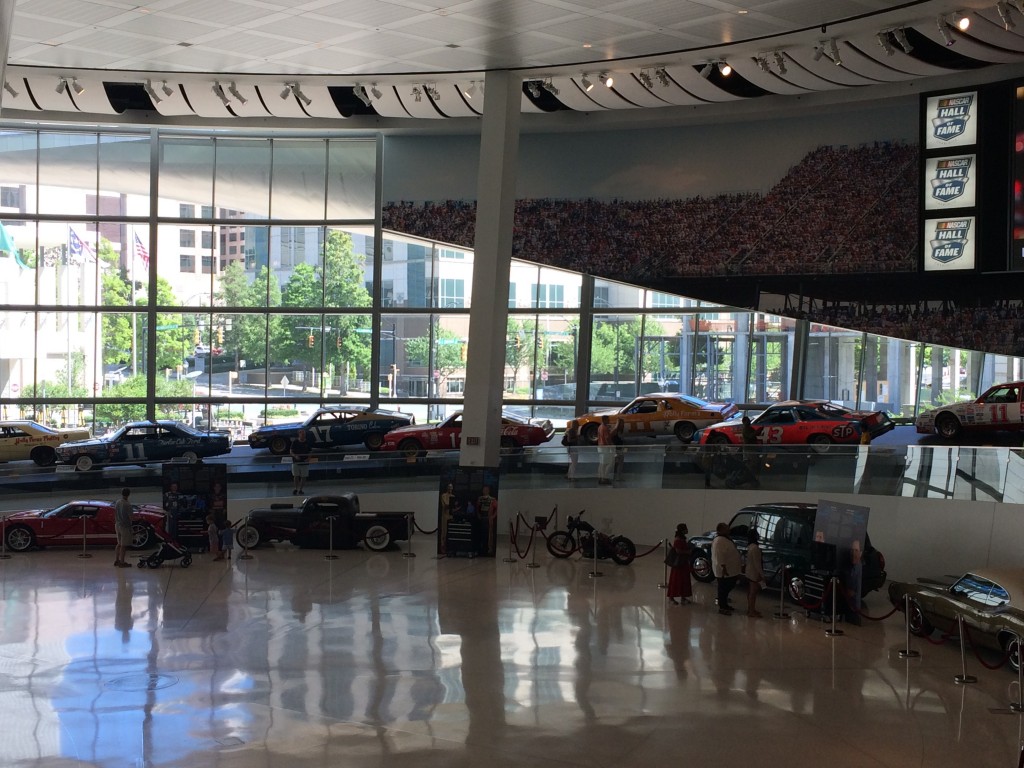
[
  {"left": 238, "top": 512, "right": 254, "bottom": 560},
  {"left": 403, "top": 513, "right": 416, "bottom": 559},
  {"left": 503, "top": 518, "right": 517, "bottom": 563},
  {"left": 324, "top": 515, "right": 339, "bottom": 560},
  {"left": 1011, "top": 634, "right": 1023, "bottom": 713},
  {"left": 825, "top": 576, "right": 843, "bottom": 636},
  {"left": 658, "top": 538, "right": 668, "bottom": 589},
  {"left": 77, "top": 515, "right": 92, "bottom": 559},
  {"left": 527, "top": 516, "right": 546, "bottom": 569},
  {"left": 0, "top": 514, "right": 10, "bottom": 560},
  {"left": 773, "top": 564, "right": 790, "bottom": 620},
  {"left": 898, "top": 593, "right": 921, "bottom": 659},
  {"left": 954, "top": 614, "right": 977, "bottom": 684},
  {"left": 588, "top": 534, "right": 603, "bottom": 578}
]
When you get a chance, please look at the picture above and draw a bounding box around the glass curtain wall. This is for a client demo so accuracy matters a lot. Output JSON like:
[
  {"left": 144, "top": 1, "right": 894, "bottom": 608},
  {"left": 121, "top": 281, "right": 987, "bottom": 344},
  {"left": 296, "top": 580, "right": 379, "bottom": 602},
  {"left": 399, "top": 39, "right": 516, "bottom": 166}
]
[{"left": 2, "top": 126, "right": 1023, "bottom": 433}]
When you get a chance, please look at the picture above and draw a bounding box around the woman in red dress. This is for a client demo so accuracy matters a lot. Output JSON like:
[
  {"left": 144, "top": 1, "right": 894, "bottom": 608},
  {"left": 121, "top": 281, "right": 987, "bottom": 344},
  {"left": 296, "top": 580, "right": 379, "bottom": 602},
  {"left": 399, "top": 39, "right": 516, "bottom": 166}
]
[{"left": 668, "top": 523, "right": 693, "bottom": 605}]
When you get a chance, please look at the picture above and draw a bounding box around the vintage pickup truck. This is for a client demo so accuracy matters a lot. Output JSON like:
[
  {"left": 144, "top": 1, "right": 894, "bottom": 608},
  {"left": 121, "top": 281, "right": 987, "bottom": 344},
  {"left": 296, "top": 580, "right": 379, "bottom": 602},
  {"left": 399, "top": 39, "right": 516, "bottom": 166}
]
[{"left": 236, "top": 493, "right": 410, "bottom": 551}]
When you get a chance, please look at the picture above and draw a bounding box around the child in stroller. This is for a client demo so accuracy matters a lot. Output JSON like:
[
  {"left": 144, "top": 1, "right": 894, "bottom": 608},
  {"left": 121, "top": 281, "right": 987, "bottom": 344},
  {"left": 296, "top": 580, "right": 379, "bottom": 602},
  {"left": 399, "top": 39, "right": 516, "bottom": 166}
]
[{"left": 138, "top": 527, "right": 193, "bottom": 568}]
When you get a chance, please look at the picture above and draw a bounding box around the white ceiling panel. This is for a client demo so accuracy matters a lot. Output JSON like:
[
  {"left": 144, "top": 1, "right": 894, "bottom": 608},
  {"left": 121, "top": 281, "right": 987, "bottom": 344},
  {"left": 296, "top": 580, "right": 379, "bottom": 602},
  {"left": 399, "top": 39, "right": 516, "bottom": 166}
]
[
  {"left": 180, "top": 81, "right": 241, "bottom": 118},
  {"left": 0, "top": 77, "right": 41, "bottom": 112},
  {"left": 297, "top": 85, "right": 346, "bottom": 119},
  {"left": 437, "top": 85, "right": 481, "bottom": 117}
]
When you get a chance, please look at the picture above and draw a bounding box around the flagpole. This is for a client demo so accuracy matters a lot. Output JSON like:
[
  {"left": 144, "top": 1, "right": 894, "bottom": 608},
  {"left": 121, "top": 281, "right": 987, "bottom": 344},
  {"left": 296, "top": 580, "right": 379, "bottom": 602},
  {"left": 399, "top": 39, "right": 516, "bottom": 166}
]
[{"left": 131, "top": 227, "right": 138, "bottom": 377}]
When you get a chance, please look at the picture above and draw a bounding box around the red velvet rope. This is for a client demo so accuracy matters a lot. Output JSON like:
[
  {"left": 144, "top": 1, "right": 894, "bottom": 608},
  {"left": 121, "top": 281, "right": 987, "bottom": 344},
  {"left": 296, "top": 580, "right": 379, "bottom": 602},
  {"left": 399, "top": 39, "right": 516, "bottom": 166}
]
[
  {"left": 795, "top": 577, "right": 833, "bottom": 610},
  {"left": 633, "top": 539, "right": 665, "bottom": 558},
  {"left": 857, "top": 603, "right": 900, "bottom": 621},
  {"left": 962, "top": 624, "right": 1014, "bottom": 670}
]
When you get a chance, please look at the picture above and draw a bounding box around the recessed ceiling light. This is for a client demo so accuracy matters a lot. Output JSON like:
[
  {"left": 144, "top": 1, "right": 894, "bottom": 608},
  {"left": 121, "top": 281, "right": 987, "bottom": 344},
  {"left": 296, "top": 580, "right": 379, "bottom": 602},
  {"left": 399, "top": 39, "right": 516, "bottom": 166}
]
[
  {"left": 583, "top": 43, "right": 592, "bottom": 48},
  {"left": 737, "top": 9, "right": 748, "bottom": 13}
]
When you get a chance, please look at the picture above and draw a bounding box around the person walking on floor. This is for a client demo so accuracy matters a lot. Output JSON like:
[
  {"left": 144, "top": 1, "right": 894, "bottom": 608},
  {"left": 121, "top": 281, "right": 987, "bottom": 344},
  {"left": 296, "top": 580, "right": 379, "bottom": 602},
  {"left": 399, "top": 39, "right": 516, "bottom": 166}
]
[
  {"left": 667, "top": 523, "right": 693, "bottom": 605},
  {"left": 596, "top": 415, "right": 615, "bottom": 485},
  {"left": 745, "top": 530, "right": 765, "bottom": 617},
  {"left": 113, "top": 487, "right": 133, "bottom": 568},
  {"left": 290, "top": 428, "right": 311, "bottom": 496},
  {"left": 562, "top": 421, "right": 580, "bottom": 481},
  {"left": 711, "top": 522, "right": 742, "bottom": 615}
]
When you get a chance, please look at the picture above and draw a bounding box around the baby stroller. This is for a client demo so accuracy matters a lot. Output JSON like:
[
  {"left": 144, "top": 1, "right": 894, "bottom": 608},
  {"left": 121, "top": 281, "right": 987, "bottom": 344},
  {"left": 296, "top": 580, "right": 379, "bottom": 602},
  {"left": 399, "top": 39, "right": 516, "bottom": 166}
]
[{"left": 138, "top": 529, "right": 193, "bottom": 568}]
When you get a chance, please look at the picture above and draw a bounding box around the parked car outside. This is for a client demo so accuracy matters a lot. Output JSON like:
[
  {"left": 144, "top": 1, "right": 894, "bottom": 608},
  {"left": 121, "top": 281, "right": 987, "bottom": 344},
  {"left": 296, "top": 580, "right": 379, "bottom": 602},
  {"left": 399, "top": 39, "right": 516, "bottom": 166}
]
[
  {"left": 248, "top": 406, "right": 414, "bottom": 454},
  {"left": 380, "top": 411, "right": 555, "bottom": 456},
  {"left": 2, "top": 499, "right": 167, "bottom": 551},
  {"left": 888, "top": 569, "right": 1024, "bottom": 671},
  {"left": 916, "top": 381, "right": 1024, "bottom": 440},
  {"left": 0, "top": 420, "right": 91, "bottom": 465},
  {"left": 56, "top": 420, "right": 232, "bottom": 471},
  {"left": 571, "top": 393, "right": 737, "bottom": 444},
  {"left": 687, "top": 502, "right": 887, "bottom": 602},
  {"left": 698, "top": 400, "right": 893, "bottom": 453}
]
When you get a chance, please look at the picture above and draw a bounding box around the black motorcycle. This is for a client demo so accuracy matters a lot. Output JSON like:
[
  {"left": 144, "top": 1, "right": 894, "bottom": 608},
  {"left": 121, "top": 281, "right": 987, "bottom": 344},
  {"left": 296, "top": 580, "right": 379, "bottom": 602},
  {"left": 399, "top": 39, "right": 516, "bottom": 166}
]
[{"left": 545, "top": 510, "right": 636, "bottom": 565}]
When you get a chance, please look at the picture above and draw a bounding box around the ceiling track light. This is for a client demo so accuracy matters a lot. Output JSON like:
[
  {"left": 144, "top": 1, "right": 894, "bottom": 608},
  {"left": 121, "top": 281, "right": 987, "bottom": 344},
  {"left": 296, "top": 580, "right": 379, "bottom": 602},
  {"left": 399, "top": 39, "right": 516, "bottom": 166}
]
[
  {"left": 293, "top": 84, "right": 312, "bottom": 106},
  {"left": 161, "top": 81, "right": 174, "bottom": 97},
  {"left": 827, "top": 37, "right": 842, "bottom": 66},
  {"left": 212, "top": 81, "right": 230, "bottom": 106},
  {"left": 812, "top": 43, "right": 825, "bottom": 61},
  {"left": 718, "top": 60, "right": 732, "bottom": 76},
  {"left": 71, "top": 78, "right": 84, "bottom": 95},
  {"left": 370, "top": 84, "right": 382, "bottom": 100},
  {"left": 599, "top": 71, "right": 613, "bottom": 88},
  {"left": 580, "top": 73, "right": 594, "bottom": 91},
  {"left": 893, "top": 27, "right": 913, "bottom": 54},
  {"left": 227, "top": 82, "right": 247, "bottom": 105},
  {"left": 55, "top": 77, "right": 67, "bottom": 95},
  {"left": 998, "top": 1, "right": 1016, "bottom": 29},
  {"left": 354, "top": 84, "right": 372, "bottom": 107},
  {"left": 527, "top": 80, "right": 541, "bottom": 98},
  {"left": 699, "top": 61, "right": 713, "bottom": 78},
  {"left": 638, "top": 70, "right": 653, "bottom": 89},
  {"left": 411, "top": 86, "right": 422, "bottom": 102},
  {"left": 655, "top": 68, "right": 670, "bottom": 87},
  {"left": 953, "top": 11, "right": 970, "bottom": 31},
  {"left": 756, "top": 55, "right": 770, "bottom": 73},
  {"left": 937, "top": 15, "right": 955, "bottom": 46},
  {"left": 773, "top": 51, "right": 787, "bottom": 75},
  {"left": 144, "top": 79, "right": 162, "bottom": 103},
  {"left": 3, "top": 80, "right": 18, "bottom": 98},
  {"left": 425, "top": 84, "right": 441, "bottom": 101},
  {"left": 543, "top": 78, "right": 560, "bottom": 96},
  {"left": 877, "top": 31, "right": 895, "bottom": 56},
  {"left": 461, "top": 81, "right": 475, "bottom": 99}
]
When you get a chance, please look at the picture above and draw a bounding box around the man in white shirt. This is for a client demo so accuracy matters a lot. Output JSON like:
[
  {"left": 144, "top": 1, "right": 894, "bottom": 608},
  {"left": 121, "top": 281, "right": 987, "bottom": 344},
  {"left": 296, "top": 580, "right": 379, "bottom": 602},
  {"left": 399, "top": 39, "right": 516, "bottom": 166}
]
[{"left": 710, "top": 522, "right": 742, "bottom": 615}]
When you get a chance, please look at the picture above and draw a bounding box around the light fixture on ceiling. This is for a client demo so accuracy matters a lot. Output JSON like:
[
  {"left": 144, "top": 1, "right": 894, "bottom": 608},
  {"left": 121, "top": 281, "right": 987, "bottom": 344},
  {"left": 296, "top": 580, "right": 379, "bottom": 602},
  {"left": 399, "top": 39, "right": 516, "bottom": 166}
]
[
  {"left": 892, "top": 27, "right": 913, "bottom": 54},
  {"left": 773, "top": 51, "right": 787, "bottom": 75},
  {"left": 144, "top": 79, "right": 162, "bottom": 103},
  {"left": 877, "top": 31, "right": 895, "bottom": 56},
  {"left": 227, "top": 82, "right": 247, "bottom": 105},
  {"left": 718, "top": 60, "right": 732, "bottom": 76},
  {"left": 426, "top": 84, "right": 441, "bottom": 100},
  {"left": 953, "top": 11, "right": 970, "bottom": 30},
  {"left": 812, "top": 44, "right": 825, "bottom": 61},
  {"left": 543, "top": 78, "right": 560, "bottom": 96},
  {"left": 699, "top": 62, "right": 713, "bottom": 78},
  {"left": 293, "top": 84, "right": 312, "bottom": 106},
  {"left": 3, "top": 80, "right": 18, "bottom": 98},
  {"left": 599, "top": 72, "right": 613, "bottom": 87},
  {"left": 212, "top": 82, "right": 230, "bottom": 106},
  {"left": 638, "top": 70, "right": 654, "bottom": 88},
  {"left": 827, "top": 37, "right": 842, "bottom": 65},
  {"left": 280, "top": 82, "right": 311, "bottom": 105},
  {"left": 937, "top": 15, "right": 955, "bottom": 45},
  {"left": 997, "top": 1, "right": 1016, "bottom": 29},
  {"left": 411, "top": 86, "right": 422, "bottom": 102},
  {"left": 655, "top": 68, "right": 670, "bottom": 87},
  {"left": 756, "top": 55, "right": 770, "bottom": 73},
  {"left": 281, "top": 84, "right": 294, "bottom": 100},
  {"left": 527, "top": 80, "right": 541, "bottom": 98},
  {"left": 161, "top": 81, "right": 175, "bottom": 97},
  {"left": 55, "top": 77, "right": 67, "bottom": 95},
  {"left": 370, "top": 84, "right": 383, "bottom": 100},
  {"left": 354, "top": 84, "right": 372, "bottom": 107},
  {"left": 580, "top": 73, "right": 594, "bottom": 91},
  {"left": 71, "top": 78, "right": 84, "bottom": 95},
  {"left": 1013, "top": 0, "right": 1024, "bottom": 14},
  {"left": 461, "top": 81, "right": 475, "bottom": 99}
]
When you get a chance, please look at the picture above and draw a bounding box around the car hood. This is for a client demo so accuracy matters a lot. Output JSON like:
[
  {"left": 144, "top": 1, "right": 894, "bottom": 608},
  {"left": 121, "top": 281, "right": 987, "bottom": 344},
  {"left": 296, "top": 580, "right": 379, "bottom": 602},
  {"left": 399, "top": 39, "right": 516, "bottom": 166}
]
[
  {"left": 57, "top": 436, "right": 110, "bottom": 449},
  {"left": 250, "top": 423, "right": 297, "bottom": 436},
  {"left": 6, "top": 508, "right": 49, "bottom": 521},
  {"left": 384, "top": 423, "right": 436, "bottom": 437}
]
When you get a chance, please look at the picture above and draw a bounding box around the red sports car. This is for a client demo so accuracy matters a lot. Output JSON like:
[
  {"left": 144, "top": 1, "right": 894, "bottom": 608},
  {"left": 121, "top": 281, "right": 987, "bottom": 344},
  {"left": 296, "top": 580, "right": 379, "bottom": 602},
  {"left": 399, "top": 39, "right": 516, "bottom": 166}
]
[
  {"left": 698, "top": 400, "right": 894, "bottom": 452},
  {"left": 380, "top": 411, "right": 555, "bottom": 456},
  {"left": 2, "top": 499, "right": 167, "bottom": 552}
]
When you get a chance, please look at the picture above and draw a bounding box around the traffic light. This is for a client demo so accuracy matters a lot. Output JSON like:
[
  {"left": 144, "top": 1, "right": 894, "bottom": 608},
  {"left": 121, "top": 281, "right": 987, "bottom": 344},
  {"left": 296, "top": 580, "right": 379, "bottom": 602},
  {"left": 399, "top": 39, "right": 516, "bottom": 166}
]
[
  {"left": 336, "top": 336, "right": 342, "bottom": 351},
  {"left": 307, "top": 334, "right": 315, "bottom": 348},
  {"left": 193, "top": 328, "right": 201, "bottom": 345},
  {"left": 216, "top": 326, "right": 223, "bottom": 345}
]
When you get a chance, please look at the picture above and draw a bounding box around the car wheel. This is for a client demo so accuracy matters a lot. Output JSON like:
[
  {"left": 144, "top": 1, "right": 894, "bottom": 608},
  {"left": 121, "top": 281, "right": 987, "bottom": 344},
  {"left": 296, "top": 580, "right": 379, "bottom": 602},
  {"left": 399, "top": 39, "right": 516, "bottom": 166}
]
[
  {"left": 30, "top": 446, "right": 57, "bottom": 466},
  {"left": 182, "top": 450, "right": 198, "bottom": 463},
  {"left": 787, "top": 575, "right": 805, "bottom": 603},
  {"left": 546, "top": 532, "right": 574, "bottom": 558},
  {"left": 908, "top": 600, "right": 933, "bottom": 636},
  {"left": 709, "top": 433, "right": 732, "bottom": 448},
  {"left": 6, "top": 525, "right": 34, "bottom": 552},
  {"left": 363, "top": 524, "right": 391, "bottom": 551},
  {"left": 363, "top": 432, "right": 384, "bottom": 450},
  {"left": 580, "top": 423, "right": 599, "bottom": 445},
  {"left": 269, "top": 436, "right": 290, "bottom": 455},
  {"left": 610, "top": 536, "right": 636, "bottom": 565},
  {"left": 181, "top": 555, "right": 192, "bottom": 568},
  {"left": 936, "top": 413, "right": 962, "bottom": 440},
  {"left": 398, "top": 438, "right": 422, "bottom": 459},
  {"left": 673, "top": 422, "right": 696, "bottom": 442},
  {"left": 74, "top": 454, "right": 95, "bottom": 472},
  {"left": 130, "top": 523, "right": 154, "bottom": 549},
  {"left": 691, "top": 549, "right": 714, "bottom": 582},
  {"left": 808, "top": 434, "right": 833, "bottom": 453},
  {"left": 1002, "top": 633, "right": 1021, "bottom": 672},
  {"left": 236, "top": 525, "right": 262, "bottom": 549}
]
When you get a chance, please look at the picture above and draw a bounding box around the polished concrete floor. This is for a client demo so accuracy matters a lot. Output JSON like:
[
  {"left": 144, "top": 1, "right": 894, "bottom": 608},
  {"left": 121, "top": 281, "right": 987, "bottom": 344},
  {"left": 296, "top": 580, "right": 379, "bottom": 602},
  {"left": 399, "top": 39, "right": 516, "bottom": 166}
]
[{"left": 1, "top": 536, "right": 1021, "bottom": 768}]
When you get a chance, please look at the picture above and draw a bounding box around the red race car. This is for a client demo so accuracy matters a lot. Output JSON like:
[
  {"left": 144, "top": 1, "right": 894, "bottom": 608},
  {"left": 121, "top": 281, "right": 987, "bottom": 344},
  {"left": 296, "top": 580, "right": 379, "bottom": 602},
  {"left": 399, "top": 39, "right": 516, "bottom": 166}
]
[
  {"left": 380, "top": 411, "right": 555, "bottom": 457},
  {"left": 698, "top": 400, "right": 893, "bottom": 453},
  {"left": 2, "top": 499, "right": 167, "bottom": 552}
]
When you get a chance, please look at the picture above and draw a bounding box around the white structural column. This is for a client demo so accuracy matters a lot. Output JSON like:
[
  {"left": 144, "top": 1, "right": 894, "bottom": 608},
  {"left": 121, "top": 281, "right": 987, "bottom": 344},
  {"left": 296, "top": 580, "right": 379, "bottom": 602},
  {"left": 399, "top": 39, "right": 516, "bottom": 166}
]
[
  {"left": 0, "top": 0, "right": 15, "bottom": 112},
  {"left": 460, "top": 70, "right": 522, "bottom": 467}
]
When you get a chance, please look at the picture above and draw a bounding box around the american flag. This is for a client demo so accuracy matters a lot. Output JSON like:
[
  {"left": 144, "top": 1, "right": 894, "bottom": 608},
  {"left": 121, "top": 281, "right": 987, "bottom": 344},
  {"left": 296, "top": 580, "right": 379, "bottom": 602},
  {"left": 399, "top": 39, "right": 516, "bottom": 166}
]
[{"left": 134, "top": 232, "right": 150, "bottom": 267}]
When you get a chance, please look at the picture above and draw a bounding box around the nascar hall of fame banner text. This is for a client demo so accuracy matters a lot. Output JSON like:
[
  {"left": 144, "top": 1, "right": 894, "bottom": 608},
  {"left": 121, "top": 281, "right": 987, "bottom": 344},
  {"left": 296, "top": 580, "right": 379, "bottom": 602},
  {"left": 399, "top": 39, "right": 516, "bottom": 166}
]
[
  {"left": 925, "top": 91, "right": 978, "bottom": 149},
  {"left": 924, "top": 154, "right": 976, "bottom": 209},
  {"left": 924, "top": 216, "right": 976, "bottom": 271}
]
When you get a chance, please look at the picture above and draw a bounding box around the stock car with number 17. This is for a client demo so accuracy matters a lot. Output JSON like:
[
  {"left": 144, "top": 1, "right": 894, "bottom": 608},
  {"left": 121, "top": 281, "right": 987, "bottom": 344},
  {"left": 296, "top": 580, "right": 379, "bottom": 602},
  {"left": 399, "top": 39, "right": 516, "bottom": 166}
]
[
  {"left": 379, "top": 411, "right": 555, "bottom": 456},
  {"left": 697, "top": 400, "right": 894, "bottom": 453},
  {"left": 247, "top": 406, "right": 414, "bottom": 454},
  {"left": 56, "top": 420, "right": 231, "bottom": 471}
]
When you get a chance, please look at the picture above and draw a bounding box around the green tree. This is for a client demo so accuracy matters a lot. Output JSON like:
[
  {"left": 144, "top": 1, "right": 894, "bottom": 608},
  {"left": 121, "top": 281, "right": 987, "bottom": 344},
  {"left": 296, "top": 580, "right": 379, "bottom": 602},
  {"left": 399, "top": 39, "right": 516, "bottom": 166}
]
[
  {"left": 95, "top": 375, "right": 193, "bottom": 423},
  {"left": 505, "top": 317, "right": 536, "bottom": 392},
  {"left": 100, "top": 241, "right": 133, "bottom": 365},
  {"left": 406, "top": 324, "right": 464, "bottom": 393},
  {"left": 24, "top": 351, "right": 89, "bottom": 400}
]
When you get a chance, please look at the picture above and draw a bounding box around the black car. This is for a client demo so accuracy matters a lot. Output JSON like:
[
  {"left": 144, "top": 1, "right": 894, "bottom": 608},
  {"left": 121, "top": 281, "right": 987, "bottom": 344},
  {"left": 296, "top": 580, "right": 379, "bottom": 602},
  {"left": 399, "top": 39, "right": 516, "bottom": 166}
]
[
  {"left": 236, "top": 494, "right": 409, "bottom": 551},
  {"left": 688, "top": 502, "right": 887, "bottom": 602},
  {"left": 247, "top": 406, "right": 413, "bottom": 454}
]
